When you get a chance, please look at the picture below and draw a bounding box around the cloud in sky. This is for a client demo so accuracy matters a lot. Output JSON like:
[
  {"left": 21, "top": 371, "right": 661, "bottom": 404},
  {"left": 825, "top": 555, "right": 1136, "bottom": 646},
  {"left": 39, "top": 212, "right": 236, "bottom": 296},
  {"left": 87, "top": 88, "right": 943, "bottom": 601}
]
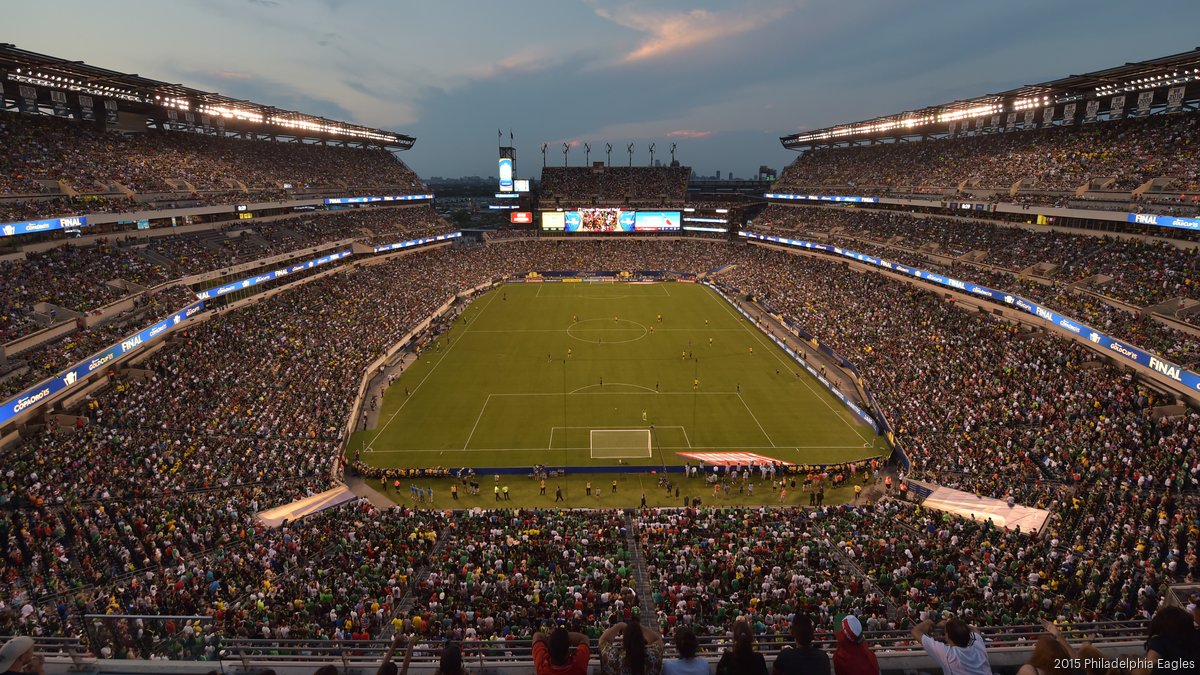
[
  {"left": 205, "top": 70, "right": 255, "bottom": 82},
  {"left": 594, "top": 3, "right": 799, "bottom": 63},
  {"left": 6, "top": 0, "right": 1200, "bottom": 178},
  {"left": 667, "top": 130, "right": 714, "bottom": 139}
]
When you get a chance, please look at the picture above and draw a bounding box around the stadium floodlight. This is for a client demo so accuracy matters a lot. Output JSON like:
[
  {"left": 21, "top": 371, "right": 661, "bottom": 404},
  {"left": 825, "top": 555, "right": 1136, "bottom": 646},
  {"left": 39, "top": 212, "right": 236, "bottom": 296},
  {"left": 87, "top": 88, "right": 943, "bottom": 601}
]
[
  {"left": 1012, "top": 96, "right": 1050, "bottom": 111},
  {"left": 268, "top": 116, "right": 398, "bottom": 143},
  {"left": 937, "top": 103, "right": 1003, "bottom": 123},
  {"left": 198, "top": 104, "right": 265, "bottom": 124}
]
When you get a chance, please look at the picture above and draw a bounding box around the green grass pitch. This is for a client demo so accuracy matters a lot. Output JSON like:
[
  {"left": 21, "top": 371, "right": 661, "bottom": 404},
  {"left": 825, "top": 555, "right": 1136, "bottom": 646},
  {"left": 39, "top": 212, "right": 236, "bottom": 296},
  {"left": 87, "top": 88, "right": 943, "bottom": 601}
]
[{"left": 350, "top": 281, "right": 882, "bottom": 472}]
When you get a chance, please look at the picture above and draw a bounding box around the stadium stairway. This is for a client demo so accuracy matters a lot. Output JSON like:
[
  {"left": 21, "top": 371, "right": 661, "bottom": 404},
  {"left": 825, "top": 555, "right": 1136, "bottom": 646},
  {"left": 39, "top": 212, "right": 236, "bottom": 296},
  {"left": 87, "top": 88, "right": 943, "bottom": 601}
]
[
  {"left": 826, "top": 542, "right": 900, "bottom": 622},
  {"left": 390, "top": 529, "right": 453, "bottom": 626},
  {"left": 623, "top": 512, "right": 656, "bottom": 620},
  {"left": 135, "top": 245, "right": 177, "bottom": 270}
]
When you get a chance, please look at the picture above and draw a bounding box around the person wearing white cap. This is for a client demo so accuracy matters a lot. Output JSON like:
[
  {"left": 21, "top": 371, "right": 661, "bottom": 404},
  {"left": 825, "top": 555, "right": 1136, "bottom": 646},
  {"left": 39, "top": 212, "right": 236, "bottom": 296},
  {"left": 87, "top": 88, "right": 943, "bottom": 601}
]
[{"left": 0, "top": 636, "right": 43, "bottom": 674}]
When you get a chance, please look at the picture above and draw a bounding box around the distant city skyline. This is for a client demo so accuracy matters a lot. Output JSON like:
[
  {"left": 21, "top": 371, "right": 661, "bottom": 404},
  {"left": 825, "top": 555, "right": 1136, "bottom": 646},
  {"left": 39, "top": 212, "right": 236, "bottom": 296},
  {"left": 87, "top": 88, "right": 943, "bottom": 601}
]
[{"left": 8, "top": 0, "right": 1199, "bottom": 179}]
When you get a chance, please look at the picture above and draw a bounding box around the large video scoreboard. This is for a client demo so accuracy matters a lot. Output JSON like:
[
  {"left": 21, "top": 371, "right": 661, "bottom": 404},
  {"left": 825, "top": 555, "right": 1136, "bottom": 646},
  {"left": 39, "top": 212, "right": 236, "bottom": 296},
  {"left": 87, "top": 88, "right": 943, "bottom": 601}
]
[{"left": 540, "top": 209, "right": 680, "bottom": 232}]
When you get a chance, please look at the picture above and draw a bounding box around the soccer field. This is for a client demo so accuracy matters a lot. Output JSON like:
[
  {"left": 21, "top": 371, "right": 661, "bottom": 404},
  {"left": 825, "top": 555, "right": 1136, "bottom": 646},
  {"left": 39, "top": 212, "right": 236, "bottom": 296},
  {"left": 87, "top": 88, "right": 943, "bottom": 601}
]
[{"left": 351, "top": 282, "right": 882, "bottom": 470}]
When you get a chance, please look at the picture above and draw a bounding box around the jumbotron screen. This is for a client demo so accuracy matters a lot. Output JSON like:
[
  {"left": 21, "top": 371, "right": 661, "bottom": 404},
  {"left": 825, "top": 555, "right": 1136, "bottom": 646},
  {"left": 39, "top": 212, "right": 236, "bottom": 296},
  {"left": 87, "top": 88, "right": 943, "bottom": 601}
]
[{"left": 540, "top": 209, "right": 680, "bottom": 232}]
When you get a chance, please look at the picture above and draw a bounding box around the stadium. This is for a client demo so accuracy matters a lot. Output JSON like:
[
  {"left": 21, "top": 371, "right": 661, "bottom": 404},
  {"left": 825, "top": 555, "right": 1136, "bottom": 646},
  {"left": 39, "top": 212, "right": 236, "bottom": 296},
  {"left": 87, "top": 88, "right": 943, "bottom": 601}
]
[{"left": 1, "top": 17, "right": 1200, "bottom": 675}]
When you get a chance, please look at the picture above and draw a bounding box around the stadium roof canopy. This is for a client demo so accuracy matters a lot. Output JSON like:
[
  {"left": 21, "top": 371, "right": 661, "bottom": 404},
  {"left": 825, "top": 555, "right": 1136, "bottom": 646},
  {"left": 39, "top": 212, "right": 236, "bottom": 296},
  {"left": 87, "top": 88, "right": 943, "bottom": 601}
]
[
  {"left": 781, "top": 47, "right": 1200, "bottom": 150},
  {"left": 0, "top": 43, "right": 415, "bottom": 150}
]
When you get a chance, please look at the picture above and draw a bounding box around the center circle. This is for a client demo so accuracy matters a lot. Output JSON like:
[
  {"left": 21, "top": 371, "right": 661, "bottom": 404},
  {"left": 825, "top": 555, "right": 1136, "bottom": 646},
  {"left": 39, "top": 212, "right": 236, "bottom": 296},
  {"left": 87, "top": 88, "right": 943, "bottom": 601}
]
[{"left": 566, "top": 318, "right": 649, "bottom": 344}]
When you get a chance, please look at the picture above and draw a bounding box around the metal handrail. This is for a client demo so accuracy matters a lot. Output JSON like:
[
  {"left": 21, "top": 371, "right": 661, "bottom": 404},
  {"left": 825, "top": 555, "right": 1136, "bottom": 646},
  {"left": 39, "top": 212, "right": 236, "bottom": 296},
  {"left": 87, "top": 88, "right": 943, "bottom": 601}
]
[
  {"left": 0, "top": 635, "right": 93, "bottom": 668},
  {"left": 210, "top": 620, "right": 1152, "bottom": 664}
]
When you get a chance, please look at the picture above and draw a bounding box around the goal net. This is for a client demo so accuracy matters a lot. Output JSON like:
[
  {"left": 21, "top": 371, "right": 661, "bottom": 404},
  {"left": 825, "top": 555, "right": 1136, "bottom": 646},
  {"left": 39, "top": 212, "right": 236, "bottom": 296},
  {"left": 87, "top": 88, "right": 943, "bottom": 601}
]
[{"left": 589, "top": 429, "right": 652, "bottom": 459}]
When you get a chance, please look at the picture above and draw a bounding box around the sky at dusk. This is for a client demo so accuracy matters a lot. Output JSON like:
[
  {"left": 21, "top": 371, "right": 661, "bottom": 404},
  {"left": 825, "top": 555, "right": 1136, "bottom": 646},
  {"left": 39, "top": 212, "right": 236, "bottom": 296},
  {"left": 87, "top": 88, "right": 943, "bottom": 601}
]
[{"left": 8, "top": 0, "right": 1200, "bottom": 179}]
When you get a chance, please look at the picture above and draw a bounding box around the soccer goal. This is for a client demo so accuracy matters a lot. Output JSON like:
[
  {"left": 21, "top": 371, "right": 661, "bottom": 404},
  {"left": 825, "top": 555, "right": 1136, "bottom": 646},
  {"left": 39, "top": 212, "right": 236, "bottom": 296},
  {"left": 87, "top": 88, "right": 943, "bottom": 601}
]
[{"left": 589, "top": 429, "right": 653, "bottom": 459}]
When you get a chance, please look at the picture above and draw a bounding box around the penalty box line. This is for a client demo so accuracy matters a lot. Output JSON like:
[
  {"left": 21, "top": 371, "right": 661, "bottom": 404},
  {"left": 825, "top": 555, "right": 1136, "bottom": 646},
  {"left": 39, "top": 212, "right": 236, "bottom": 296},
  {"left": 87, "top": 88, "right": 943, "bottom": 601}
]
[
  {"left": 550, "top": 425, "right": 690, "bottom": 451},
  {"left": 463, "top": 390, "right": 729, "bottom": 451}
]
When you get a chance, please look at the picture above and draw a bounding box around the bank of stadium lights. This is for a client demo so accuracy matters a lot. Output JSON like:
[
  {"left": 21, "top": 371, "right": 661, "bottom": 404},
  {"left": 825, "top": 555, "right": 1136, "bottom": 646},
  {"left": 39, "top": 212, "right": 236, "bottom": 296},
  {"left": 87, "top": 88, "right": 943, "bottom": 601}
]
[
  {"left": 1096, "top": 69, "right": 1200, "bottom": 95},
  {"left": 791, "top": 113, "right": 936, "bottom": 143},
  {"left": 8, "top": 68, "right": 144, "bottom": 103},
  {"left": 197, "top": 104, "right": 264, "bottom": 124},
  {"left": 271, "top": 117, "right": 400, "bottom": 143},
  {"left": 191, "top": 106, "right": 399, "bottom": 142},
  {"left": 786, "top": 102, "right": 1002, "bottom": 144},
  {"left": 9, "top": 64, "right": 403, "bottom": 144},
  {"left": 936, "top": 103, "right": 1003, "bottom": 123},
  {"left": 1011, "top": 96, "right": 1050, "bottom": 111},
  {"left": 154, "top": 95, "right": 190, "bottom": 111},
  {"left": 857, "top": 115, "right": 935, "bottom": 135}
]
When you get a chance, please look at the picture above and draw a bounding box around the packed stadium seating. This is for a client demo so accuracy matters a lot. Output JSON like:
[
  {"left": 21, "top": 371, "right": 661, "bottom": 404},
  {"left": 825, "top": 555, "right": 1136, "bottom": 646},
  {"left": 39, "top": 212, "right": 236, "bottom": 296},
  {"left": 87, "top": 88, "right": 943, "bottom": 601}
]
[
  {"left": 408, "top": 509, "right": 636, "bottom": 639},
  {"left": 0, "top": 206, "right": 453, "bottom": 414},
  {"left": 0, "top": 284, "right": 195, "bottom": 398},
  {"left": 0, "top": 214, "right": 441, "bottom": 339},
  {"left": 775, "top": 113, "right": 1200, "bottom": 195},
  {"left": 0, "top": 112, "right": 426, "bottom": 198},
  {"left": 750, "top": 205, "right": 1200, "bottom": 360},
  {"left": 540, "top": 166, "right": 689, "bottom": 205}
]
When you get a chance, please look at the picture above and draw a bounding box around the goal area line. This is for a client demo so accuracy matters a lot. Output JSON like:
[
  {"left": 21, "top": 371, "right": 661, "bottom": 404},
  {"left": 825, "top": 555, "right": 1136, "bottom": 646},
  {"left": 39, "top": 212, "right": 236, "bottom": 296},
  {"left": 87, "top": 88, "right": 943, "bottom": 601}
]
[{"left": 589, "top": 428, "right": 652, "bottom": 458}]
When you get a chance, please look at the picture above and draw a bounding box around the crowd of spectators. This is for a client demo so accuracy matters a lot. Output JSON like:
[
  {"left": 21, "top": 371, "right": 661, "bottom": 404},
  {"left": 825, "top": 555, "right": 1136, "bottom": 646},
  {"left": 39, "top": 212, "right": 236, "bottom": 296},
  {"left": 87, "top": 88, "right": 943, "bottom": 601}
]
[
  {"left": 817, "top": 230, "right": 1200, "bottom": 365},
  {"left": 640, "top": 507, "right": 891, "bottom": 638},
  {"left": 0, "top": 195, "right": 138, "bottom": 225},
  {"left": 1, "top": 237, "right": 1198, "bottom": 667},
  {"left": 1, "top": 111, "right": 426, "bottom": 196},
  {"left": 777, "top": 113, "right": 1200, "bottom": 193},
  {"left": 0, "top": 242, "right": 174, "bottom": 340},
  {"left": 408, "top": 509, "right": 637, "bottom": 639},
  {"left": 540, "top": 167, "right": 689, "bottom": 205},
  {"left": 133, "top": 207, "right": 452, "bottom": 277},
  {"left": 2, "top": 491, "right": 447, "bottom": 656},
  {"left": 0, "top": 207, "right": 453, "bottom": 348},
  {"left": 0, "top": 284, "right": 195, "bottom": 398},
  {"left": 750, "top": 205, "right": 1200, "bottom": 349}
]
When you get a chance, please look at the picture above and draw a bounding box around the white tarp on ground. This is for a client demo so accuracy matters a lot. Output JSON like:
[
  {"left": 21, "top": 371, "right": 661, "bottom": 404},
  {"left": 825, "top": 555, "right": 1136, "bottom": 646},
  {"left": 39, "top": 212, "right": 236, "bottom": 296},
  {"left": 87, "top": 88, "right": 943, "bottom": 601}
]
[
  {"left": 920, "top": 483, "right": 1051, "bottom": 535},
  {"left": 257, "top": 485, "right": 356, "bottom": 527}
]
